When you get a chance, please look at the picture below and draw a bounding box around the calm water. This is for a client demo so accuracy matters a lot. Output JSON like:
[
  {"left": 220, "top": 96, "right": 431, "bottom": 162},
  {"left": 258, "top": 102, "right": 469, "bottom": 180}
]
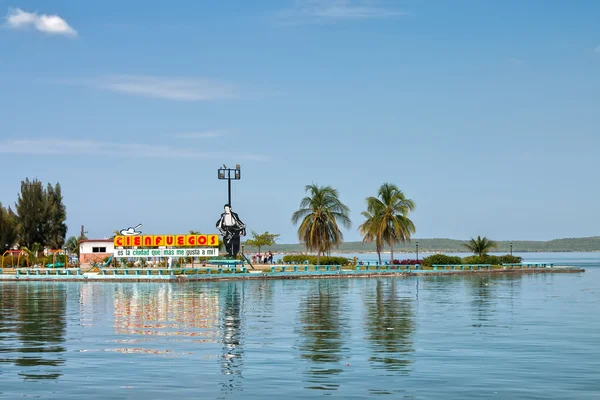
[{"left": 1, "top": 253, "right": 598, "bottom": 399}]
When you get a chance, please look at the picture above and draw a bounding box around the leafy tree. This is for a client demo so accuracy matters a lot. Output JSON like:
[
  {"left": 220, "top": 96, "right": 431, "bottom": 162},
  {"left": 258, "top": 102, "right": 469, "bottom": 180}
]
[
  {"left": 462, "top": 235, "right": 498, "bottom": 258},
  {"left": 65, "top": 236, "right": 81, "bottom": 257},
  {"left": 0, "top": 202, "right": 18, "bottom": 251},
  {"left": 45, "top": 183, "right": 67, "bottom": 249},
  {"left": 15, "top": 179, "right": 47, "bottom": 248},
  {"left": 360, "top": 183, "right": 416, "bottom": 263},
  {"left": 244, "top": 231, "right": 280, "bottom": 253},
  {"left": 291, "top": 184, "right": 351, "bottom": 265},
  {"left": 21, "top": 242, "right": 42, "bottom": 266},
  {"left": 14, "top": 178, "right": 67, "bottom": 250}
]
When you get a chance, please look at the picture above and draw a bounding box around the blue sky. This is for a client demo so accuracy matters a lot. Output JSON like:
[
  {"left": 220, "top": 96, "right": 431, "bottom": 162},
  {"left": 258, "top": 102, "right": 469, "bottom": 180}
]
[{"left": 1, "top": 0, "right": 599, "bottom": 244}]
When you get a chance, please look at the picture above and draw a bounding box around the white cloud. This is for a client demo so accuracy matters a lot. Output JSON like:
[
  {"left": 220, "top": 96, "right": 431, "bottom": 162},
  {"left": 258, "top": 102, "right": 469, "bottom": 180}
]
[
  {"left": 169, "top": 131, "right": 224, "bottom": 139},
  {"left": 0, "top": 138, "right": 267, "bottom": 161},
  {"left": 63, "top": 75, "right": 242, "bottom": 101},
  {"left": 278, "top": 0, "right": 406, "bottom": 24},
  {"left": 5, "top": 8, "right": 77, "bottom": 36}
]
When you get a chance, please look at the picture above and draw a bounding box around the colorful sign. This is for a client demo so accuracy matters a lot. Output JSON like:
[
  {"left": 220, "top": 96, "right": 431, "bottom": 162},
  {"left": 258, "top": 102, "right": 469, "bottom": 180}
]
[
  {"left": 114, "top": 248, "right": 219, "bottom": 258},
  {"left": 114, "top": 234, "right": 219, "bottom": 248}
]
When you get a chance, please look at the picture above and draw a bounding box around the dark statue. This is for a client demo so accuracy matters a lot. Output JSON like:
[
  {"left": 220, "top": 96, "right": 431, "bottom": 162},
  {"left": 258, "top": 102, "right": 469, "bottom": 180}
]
[{"left": 216, "top": 204, "right": 246, "bottom": 258}]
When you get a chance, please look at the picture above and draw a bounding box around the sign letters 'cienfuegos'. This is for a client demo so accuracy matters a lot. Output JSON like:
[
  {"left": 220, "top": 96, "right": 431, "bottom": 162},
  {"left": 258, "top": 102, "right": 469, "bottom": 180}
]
[{"left": 113, "top": 234, "right": 220, "bottom": 258}]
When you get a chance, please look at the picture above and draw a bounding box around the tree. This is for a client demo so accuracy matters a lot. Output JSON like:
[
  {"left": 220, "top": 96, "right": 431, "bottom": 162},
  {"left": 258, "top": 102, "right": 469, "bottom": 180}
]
[
  {"left": 14, "top": 178, "right": 67, "bottom": 250},
  {"left": 0, "top": 202, "right": 18, "bottom": 251},
  {"left": 360, "top": 183, "right": 416, "bottom": 263},
  {"left": 291, "top": 184, "right": 351, "bottom": 265},
  {"left": 15, "top": 179, "right": 47, "bottom": 248},
  {"left": 45, "top": 182, "right": 68, "bottom": 249},
  {"left": 244, "top": 231, "right": 280, "bottom": 253},
  {"left": 462, "top": 236, "right": 498, "bottom": 258},
  {"left": 65, "top": 236, "right": 81, "bottom": 257},
  {"left": 358, "top": 209, "right": 384, "bottom": 265}
]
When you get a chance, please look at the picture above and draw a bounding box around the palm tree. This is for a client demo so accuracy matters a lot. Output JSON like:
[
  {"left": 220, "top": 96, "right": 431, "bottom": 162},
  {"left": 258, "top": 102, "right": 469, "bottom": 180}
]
[
  {"left": 291, "top": 184, "right": 351, "bottom": 265},
  {"left": 361, "top": 183, "right": 416, "bottom": 263},
  {"left": 463, "top": 236, "right": 497, "bottom": 258},
  {"left": 65, "top": 236, "right": 80, "bottom": 256},
  {"left": 358, "top": 210, "right": 384, "bottom": 265}
]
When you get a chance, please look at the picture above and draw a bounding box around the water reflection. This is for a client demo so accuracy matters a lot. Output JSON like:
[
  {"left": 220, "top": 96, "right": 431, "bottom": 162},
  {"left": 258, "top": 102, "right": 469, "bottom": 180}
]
[
  {"left": 0, "top": 283, "right": 67, "bottom": 380},
  {"left": 112, "top": 284, "right": 220, "bottom": 340},
  {"left": 297, "top": 280, "right": 350, "bottom": 391},
  {"left": 465, "top": 275, "right": 497, "bottom": 324},
  {"left": 218, "top": 282, "right": 245, "bottom": 398},
  {"left": 364, "top": 280, "right": 415, "bottom": 373}
]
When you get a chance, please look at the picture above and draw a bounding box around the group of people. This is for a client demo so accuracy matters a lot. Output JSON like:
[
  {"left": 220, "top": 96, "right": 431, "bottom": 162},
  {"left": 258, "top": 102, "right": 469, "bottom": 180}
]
[{"left": 252, "top": 251, "right": 274, "bottom": 265}]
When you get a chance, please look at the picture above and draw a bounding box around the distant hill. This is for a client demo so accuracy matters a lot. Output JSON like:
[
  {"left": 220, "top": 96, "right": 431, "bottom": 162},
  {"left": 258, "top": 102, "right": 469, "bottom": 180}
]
[{"left": 243, "top": 236, "right": 600, "bottom": 253}]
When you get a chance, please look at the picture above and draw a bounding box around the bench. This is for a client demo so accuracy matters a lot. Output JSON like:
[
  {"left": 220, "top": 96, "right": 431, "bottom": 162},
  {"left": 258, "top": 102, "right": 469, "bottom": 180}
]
[{"left": 207, "top": 259, "right": 243, "bottom": 270}]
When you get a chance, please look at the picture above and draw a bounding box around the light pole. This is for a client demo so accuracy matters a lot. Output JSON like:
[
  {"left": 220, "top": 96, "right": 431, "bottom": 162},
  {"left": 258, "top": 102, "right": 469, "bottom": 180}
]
[
  {"left": 510, "top": 242, "right": 513, "bottom": 256},
  {"left": 416, "top": 241, "right": 419, "bottom": 262},
  {"left": 218, "top": 164, "right": 241, "bottom": 207}
]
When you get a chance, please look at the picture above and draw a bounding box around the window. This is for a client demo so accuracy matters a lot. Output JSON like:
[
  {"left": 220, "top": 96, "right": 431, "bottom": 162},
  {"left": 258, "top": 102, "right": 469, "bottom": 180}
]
[{"left": 92, "top": 247, "right": 107, "bottom": 253}]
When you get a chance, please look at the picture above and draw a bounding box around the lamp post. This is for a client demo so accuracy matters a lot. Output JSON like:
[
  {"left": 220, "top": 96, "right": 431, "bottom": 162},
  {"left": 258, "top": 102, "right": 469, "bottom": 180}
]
[
  {"left": 510, "top": 242, "right": 513, "bottom": 256},
  {"left": 416, "top": 241, "right": 419, "bottom": 262},
  {"left": 218, "top": 164, "right": 241, "bottom": 207}
]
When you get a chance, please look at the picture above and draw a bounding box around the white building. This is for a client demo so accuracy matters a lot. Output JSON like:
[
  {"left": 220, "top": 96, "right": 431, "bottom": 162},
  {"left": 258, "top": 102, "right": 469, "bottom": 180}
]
[{"left": 79, "top": 239, "right": 114, "bottom": 265}]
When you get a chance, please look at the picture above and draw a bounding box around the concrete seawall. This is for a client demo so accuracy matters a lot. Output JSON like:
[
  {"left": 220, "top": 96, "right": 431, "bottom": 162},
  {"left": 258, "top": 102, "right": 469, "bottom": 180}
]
[{"left": 0, "top": 266, "right": 585, "bottom": 283}]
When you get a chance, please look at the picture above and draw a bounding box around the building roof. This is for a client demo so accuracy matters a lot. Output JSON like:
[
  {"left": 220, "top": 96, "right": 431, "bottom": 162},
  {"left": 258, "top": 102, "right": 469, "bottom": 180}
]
[{"left": 79, "top": 239, "right": 114, "bottom": 244}]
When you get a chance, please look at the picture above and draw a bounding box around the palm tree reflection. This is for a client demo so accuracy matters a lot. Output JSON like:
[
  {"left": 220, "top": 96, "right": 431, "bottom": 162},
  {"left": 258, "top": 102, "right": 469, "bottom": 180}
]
[
  {"left": 466, "top": 275, "right": 495, "bottom": 324},
  {"left": 297, "top": 280, "right": 349, "bottom": 391},
  {"left": 364, "top": 280, "right": 415, "bottom": 373}
]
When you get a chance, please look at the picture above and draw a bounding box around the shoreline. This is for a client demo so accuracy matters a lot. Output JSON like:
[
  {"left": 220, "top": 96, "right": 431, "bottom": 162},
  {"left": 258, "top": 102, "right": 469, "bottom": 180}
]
[{"left": 0, "top": 266, "right": 585, "bottom": 283}]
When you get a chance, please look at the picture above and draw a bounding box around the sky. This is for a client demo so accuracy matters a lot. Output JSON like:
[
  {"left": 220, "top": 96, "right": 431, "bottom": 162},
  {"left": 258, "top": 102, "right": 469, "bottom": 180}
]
[{"left": 0, "top": 0, "right": 599, "bottom": 244}]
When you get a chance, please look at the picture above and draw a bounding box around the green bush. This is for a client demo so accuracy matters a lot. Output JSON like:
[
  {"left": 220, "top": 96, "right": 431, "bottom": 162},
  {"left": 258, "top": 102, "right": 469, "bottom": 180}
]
[
  {"left": 498, "top": 254, "right": 523, "bottom": 264},
  {"left": 461, "top": 254, "right": 522, "bottom": 265},
  {"left": 421, "top": 254, "right": 463, "bottom": 268},
  {"left": 282, "top": 254, "right": 350, "bottom": 265}
]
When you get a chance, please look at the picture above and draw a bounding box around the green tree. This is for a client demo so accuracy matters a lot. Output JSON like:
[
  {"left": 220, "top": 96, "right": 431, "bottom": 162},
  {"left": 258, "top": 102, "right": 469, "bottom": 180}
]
[
  {"left": 14, "top": 178, "right": 67, "bottom": 250},
  {"left": 291, "top": 184, "right": 351, "bottom": 265},
  {"left": 0, "top": 202, "right": 18, "bottom": 251},
  {"left": 244, "top": 231, "right": 280, "bottom": 253},
  {"left": 358, "top": 209, "right": 384, "bottom": 265},
  {"left": 15, "top": 179, "right": 47, "bottom": 248},
  {"left": 45, "top": 182, "right": 68, "bottom": 249},
  {"left": 65, "top": 236, "right": 81, "bottom": 257},
  {"left": 462, "top": 235, "right": 498, "bottom": 258},
  {"left": 360, "top": 183, "right": 416, "bottom": 263}
]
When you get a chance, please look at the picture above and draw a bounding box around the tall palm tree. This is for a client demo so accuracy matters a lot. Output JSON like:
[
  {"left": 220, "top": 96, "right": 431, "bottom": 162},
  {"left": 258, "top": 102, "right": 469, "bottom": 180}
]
[
  {"left": 463, "top": 236, "right": 497, "bottom": 258},
  {"left": 361, "top": 183, "right": 416, "bottom": 263},
  {"left": 291, "top": 184, "right": 351, "bottom": 265},
  {"left": 358, "top": 210, "right": 384, "bottom": 265}
]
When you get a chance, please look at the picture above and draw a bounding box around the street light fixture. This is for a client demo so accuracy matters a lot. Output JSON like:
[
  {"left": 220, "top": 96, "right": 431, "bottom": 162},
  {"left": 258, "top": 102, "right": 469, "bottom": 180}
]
[
  {"left": 510, "top": 242, "right": 513, "bottom": 256},
  {"left": 217, "top": 164, "right": 241, "bottom": 207}
]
